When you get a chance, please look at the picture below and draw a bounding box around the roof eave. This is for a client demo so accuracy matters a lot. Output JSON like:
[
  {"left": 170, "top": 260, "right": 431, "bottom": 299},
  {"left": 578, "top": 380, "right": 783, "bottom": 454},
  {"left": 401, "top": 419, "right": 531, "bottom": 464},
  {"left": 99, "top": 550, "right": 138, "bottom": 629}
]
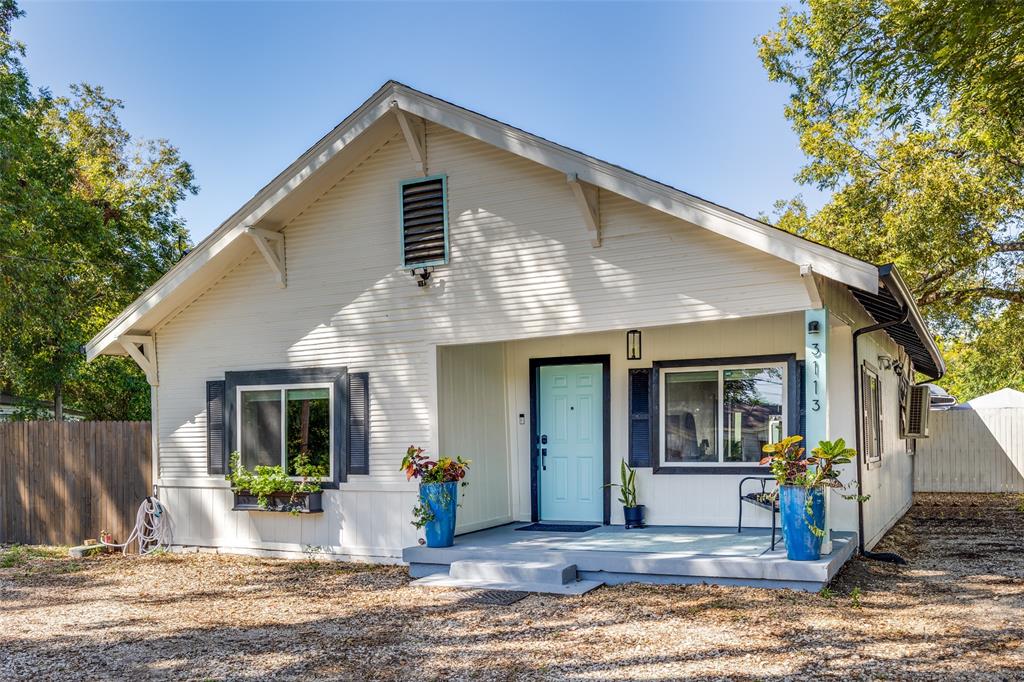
[
  {"left": 86, "top": 80, "right": 882, "bottom": 358},
  {"left": 877, "top": 264, "right": 946, "bottom": 380}
]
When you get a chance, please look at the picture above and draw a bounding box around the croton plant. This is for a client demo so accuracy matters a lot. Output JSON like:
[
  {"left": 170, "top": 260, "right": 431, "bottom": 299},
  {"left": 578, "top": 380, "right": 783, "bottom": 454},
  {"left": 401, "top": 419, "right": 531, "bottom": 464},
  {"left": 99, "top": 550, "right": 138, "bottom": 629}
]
[
  {"left": 401, "top": 445, "right": 471, "bottom": 485},
  {"left": 759, "top": 435, "right": 856, "bottom": 490}
]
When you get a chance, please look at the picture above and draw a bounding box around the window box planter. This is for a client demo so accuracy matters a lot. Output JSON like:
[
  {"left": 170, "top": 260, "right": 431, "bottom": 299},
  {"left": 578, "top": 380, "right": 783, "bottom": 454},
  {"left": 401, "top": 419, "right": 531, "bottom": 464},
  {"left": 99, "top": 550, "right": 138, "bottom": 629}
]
[{"left": 232, "top": 490, "right": 323, "bottom": 514}]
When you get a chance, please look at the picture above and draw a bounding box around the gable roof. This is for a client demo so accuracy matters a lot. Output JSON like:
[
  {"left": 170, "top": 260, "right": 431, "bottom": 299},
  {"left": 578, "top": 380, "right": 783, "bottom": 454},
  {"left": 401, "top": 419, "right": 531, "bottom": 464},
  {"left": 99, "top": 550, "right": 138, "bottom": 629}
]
[{"left": 87, "top": 80, "right": 902, "bottom": 362}]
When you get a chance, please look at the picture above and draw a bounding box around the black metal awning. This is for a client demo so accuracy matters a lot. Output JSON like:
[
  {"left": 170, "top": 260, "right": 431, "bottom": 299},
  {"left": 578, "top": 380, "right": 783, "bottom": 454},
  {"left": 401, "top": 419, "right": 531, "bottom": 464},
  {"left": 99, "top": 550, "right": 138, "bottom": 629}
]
[{"left": 847, "top": 265, "right": 944, "bottom": 380}]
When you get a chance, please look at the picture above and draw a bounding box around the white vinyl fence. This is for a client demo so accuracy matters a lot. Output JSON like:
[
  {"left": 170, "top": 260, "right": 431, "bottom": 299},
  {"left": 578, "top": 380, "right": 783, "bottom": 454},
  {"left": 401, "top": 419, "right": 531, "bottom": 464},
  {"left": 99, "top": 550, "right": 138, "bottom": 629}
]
[{"left": 915, "top": 407, "right": 1024, "bottom": 493}]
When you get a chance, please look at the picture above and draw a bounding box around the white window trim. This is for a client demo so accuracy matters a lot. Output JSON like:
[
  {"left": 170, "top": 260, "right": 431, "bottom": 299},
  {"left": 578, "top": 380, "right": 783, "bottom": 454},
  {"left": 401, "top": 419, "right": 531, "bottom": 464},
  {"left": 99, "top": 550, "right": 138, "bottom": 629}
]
[
  {"left": 236, "top": 382, "right": 334, "bottom": 481},
  {"left": 658, "top": 362, "right": 788, "bottom": 468}
]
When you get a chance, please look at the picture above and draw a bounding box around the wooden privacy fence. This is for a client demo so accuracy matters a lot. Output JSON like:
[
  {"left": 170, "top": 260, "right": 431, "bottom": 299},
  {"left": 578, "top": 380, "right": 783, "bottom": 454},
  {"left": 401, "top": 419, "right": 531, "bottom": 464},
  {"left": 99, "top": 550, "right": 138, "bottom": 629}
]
[
  {"left": 0, "top": 421, "right": 151, "bottom": 546},
  {"left": 915, "top": 408, "right": 1024, "bottom": 493}
]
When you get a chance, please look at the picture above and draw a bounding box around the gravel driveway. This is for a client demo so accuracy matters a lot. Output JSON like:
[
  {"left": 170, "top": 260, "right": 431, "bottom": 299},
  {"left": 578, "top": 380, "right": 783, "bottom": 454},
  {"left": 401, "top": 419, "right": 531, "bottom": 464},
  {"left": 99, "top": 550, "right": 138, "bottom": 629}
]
[{"left": 1, "top": 493, "right": 1022, "bottom": 680}]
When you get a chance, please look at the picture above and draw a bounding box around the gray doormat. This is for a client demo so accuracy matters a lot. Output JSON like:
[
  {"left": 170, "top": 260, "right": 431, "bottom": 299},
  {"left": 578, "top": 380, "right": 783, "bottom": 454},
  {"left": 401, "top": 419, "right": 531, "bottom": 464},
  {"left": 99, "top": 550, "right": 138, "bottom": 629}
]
[{"left": 516, "top": 523, "right": 599, "bottom": 533}]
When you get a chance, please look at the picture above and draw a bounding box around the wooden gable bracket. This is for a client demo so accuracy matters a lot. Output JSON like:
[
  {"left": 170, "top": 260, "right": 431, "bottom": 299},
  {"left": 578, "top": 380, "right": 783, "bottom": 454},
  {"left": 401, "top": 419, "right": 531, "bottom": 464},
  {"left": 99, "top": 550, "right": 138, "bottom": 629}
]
[
  {"left": 390, "top": 100, "right": 426, "bottom": 175},
  {"left": 245, "top": 226, "right": 286, "bottom": 288},
  {"left": 119, "top": 335, "right": 158, "bottom": 386},
  {"left": 800, "top": 264, "right": 823, "bottom": 308},
  {"left": 566, "top": 173, "right": 601, "bottom": 247}
]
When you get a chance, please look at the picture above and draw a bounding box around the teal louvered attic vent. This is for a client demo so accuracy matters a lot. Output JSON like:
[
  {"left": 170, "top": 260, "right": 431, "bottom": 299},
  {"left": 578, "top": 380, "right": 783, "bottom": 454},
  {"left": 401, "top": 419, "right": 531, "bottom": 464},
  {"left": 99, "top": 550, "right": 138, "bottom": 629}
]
[{"left": 400, "top": 175, "right": 448, "bottom": 268}]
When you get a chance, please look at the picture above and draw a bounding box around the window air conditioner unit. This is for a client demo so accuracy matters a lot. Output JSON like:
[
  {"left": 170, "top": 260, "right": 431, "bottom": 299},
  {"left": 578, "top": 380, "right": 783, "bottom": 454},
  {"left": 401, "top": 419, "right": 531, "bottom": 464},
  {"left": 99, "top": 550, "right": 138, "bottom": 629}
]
[{"left": 903, "top": 384, "right": 931, "bottom": 438}]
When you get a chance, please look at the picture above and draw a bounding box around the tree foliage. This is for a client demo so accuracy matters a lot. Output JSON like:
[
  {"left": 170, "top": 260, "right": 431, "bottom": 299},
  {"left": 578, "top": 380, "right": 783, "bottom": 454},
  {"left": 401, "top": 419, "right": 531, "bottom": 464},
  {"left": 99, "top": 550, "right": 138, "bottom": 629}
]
[
  {"left": 759, "top": 0, "right": 1024, "bottom": 399},
  {"left": 0, "top": 1, "right": 195, "bottom": 419}
]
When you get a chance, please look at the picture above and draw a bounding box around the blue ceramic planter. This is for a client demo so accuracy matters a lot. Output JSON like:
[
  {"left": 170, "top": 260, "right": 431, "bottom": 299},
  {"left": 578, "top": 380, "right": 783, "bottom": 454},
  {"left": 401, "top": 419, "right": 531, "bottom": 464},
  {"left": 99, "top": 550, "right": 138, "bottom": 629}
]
[
  {"left": 779, "top": 485, "right": 825, "bottom": 561},
  {"left": 420, "top": 481, "right": 459, "bottom": 548}
]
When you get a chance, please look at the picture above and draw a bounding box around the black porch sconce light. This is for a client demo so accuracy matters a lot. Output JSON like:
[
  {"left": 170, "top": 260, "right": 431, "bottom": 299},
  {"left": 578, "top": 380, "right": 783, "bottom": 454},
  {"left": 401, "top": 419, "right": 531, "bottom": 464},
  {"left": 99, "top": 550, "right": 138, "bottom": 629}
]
[
  {"left": 807, "top": 320, "right": 821, "bottom": 334},
  {"left": 626, "top": 329, "right": 642, "bottom": 360}
]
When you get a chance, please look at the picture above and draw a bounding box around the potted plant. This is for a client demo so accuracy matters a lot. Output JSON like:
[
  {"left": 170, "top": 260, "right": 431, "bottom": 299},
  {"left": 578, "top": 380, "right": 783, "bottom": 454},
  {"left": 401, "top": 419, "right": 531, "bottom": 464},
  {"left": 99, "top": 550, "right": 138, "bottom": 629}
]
[
  {"left": 605, "top": 460, "right": 645, "bottom": 528},
  {"left": 227, "top": 451, "right": 327, "bottom": 514},
  {"left": 401, "top": 445, "right": 471, "bottom": 548},
  {"left": 759, "top": 436, "right": 857, "bottom": 561}
]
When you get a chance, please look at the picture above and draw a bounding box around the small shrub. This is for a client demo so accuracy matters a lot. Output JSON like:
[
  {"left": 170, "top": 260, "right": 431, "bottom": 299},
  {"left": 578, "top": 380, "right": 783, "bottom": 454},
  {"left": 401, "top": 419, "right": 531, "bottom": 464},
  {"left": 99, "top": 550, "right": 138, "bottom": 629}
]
[
  {"left": 819, "top": 586, "right": 835, "bottom": 600},
  {"left": 850, "top": 586, "right": 863, "bottom": 608},
  {"left": 0, "top": 545, "right": 67, "bottom": 568}
]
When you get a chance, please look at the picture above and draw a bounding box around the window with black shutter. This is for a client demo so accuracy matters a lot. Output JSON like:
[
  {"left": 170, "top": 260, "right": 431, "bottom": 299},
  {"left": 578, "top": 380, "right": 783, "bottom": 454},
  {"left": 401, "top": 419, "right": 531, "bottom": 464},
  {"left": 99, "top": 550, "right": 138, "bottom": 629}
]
[
  {"left": 348, "top": 372, "right": 370, "bottom": 475},
  {"left": 628, "top": 368, "right": 652, "bottom": 467},
  {"left": 206, "top": 380, "right": 227, "bottom": 475},
  {"left": 400, "top": 175, "right": 448, "bottom": 267}
]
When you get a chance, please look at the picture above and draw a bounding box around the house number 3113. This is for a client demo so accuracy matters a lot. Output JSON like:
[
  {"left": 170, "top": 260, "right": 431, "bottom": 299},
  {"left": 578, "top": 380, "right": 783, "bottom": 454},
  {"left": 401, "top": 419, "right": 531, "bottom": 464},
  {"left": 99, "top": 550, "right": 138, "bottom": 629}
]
[{"left": 810, "top": 343, "right": 822, "bottom": 412}]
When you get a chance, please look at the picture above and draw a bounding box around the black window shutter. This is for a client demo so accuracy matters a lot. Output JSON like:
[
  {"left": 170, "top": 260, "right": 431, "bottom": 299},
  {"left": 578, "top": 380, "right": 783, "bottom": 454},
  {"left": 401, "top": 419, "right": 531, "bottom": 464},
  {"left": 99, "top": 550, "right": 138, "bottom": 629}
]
[
  {"left": 206, "top": 380, "right": 227, "bottom": 475},
  {"left": 628, "top": 368, "right": 652, "bottom": 468},
  {"left": 401, "top": 177, "right": 447, "bottom": 267},
  {"left": 797, "top": 359, "right": 806, "bottom": 442},
  {"left": 348, "top": 372, "right": 370, "bottom": 475}
]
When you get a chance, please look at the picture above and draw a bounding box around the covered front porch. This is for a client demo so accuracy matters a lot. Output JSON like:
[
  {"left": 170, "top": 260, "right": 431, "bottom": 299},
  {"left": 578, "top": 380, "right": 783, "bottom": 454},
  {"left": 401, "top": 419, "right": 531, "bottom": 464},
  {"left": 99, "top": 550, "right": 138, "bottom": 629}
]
[{"left": 404, "top": 523, "right": 857, "bottom": 592}]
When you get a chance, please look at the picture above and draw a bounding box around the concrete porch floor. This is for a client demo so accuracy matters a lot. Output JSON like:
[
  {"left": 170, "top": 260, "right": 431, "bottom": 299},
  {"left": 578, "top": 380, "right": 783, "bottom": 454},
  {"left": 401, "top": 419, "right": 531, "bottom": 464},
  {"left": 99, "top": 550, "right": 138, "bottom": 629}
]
[{"left": 403, "top": 523, "right": 858, "bottom": 591}]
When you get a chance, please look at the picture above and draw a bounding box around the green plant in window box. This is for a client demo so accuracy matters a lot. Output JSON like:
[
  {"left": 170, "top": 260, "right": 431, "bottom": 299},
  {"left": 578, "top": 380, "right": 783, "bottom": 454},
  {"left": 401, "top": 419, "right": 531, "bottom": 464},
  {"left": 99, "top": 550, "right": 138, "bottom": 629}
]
[{"left": 228, "top": 451, "right": 327, "bottom": 515}]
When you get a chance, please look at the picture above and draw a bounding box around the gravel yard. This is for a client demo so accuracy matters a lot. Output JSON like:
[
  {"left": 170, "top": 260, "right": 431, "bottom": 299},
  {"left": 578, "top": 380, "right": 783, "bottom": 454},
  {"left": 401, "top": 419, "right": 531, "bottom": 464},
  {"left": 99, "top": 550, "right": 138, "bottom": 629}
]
[{"left": 2, "top": 493, "right": 1022, "bottom": 681}]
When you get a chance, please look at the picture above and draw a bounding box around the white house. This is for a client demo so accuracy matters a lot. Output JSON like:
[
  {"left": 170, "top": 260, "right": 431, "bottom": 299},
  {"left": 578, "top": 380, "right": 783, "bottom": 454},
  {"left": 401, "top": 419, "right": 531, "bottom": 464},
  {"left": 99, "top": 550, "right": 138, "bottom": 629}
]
[{"left": 86, "top": 82, "right": 943, "bottom": 581}]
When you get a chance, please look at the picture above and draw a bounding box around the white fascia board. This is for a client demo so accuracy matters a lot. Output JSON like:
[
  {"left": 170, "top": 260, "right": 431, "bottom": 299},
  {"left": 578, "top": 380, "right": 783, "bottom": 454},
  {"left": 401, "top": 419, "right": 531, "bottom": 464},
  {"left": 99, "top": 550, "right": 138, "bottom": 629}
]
[
  {"left": 89, "top": 81, "right": 879, "bottom": 359},
  {"left": 391, "top": 86, "right": 879, "bottom": 293},
  {"left": 85, "top": 84, "right": 398, "bottom": 359}
]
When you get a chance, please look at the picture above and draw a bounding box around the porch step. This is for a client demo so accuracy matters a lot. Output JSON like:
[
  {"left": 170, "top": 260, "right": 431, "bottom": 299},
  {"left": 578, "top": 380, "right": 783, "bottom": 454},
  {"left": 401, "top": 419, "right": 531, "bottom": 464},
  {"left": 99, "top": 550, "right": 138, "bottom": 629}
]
[
  {"left": 410, "top": 573, "right": 604, "bottom": 595},
  {"left": 449, "top": 559, "right": 577, "bottom": 584},
  {"left": 410, "top": 559, "right": 604, "bottom": 595}
]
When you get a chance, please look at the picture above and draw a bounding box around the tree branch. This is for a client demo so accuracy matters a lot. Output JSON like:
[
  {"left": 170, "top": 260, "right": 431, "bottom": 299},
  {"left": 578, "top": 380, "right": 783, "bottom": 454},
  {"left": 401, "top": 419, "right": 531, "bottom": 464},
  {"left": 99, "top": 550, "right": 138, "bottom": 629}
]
[
  {"left": 991, "top": 241, "right": 1024, "bottom": 253},
  {"left": 919, "top": 286, "right": 1024, "bottom": 306}
]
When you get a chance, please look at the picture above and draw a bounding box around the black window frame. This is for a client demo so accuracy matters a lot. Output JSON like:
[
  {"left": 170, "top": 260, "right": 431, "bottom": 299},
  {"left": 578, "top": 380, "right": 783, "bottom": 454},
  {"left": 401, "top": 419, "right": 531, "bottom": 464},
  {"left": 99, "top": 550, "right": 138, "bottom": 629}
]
[
  {"left": 650, "top": 354, "right": 799, "bottom": 475},
  {"left": 224, "top": 367, "right": 349, "bottom": 487}
]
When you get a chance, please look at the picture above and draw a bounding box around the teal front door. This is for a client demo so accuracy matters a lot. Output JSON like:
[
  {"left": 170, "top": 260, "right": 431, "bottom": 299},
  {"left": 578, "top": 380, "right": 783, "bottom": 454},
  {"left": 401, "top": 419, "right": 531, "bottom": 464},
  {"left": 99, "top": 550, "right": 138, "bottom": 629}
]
[{"left": 538, "top": 363, "right": 604, "bottom": 522}]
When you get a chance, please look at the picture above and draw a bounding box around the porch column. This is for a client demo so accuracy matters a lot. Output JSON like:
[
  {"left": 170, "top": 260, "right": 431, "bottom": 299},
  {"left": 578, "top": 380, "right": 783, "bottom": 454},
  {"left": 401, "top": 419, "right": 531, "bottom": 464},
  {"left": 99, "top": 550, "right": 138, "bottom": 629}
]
[{"left": 805, "top": 308, "right": 833, "bottom": 554}]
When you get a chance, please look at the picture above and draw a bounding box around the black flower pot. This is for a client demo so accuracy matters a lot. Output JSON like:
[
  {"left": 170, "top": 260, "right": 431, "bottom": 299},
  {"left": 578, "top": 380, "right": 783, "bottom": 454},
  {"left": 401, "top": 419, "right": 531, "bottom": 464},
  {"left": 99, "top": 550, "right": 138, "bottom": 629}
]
[
  {"left": 623, "top": 504, "right": 646, "bottom": 529},
  {"left": 232, "top": 490, "right": 324, "bottom": 513}
]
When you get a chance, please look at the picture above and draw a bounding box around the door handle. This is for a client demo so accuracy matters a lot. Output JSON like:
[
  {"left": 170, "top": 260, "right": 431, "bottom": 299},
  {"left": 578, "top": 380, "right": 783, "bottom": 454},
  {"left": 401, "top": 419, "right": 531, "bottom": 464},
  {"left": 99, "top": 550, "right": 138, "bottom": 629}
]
[{"left": 541, "top": 448, "right": 547, "bottom": 470}]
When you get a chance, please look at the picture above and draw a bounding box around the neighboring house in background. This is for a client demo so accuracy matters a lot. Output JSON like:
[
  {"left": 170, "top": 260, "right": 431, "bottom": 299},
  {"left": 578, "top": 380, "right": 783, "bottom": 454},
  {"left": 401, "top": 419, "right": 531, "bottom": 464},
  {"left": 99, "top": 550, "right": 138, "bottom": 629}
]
[
  {"left": 85, "top": 82, "right": 944, "bottom": 565},
  {"left": 0, "top": 393, "right": 85, "bottom": 422},
  {"left": 966, "top": 388, "right": 1024, "bottom": 410}
]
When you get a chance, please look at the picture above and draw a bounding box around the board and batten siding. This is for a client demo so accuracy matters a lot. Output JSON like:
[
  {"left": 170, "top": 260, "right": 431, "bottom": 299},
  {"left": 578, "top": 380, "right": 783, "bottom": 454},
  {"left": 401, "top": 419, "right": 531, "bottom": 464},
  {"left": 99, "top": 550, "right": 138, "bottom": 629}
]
[
  {"left": 437, "top": 343, "right": 513, "bottom": 533},
  {"left": 152, "top": 121, "right": 815, "bottom": 558},
  {"left": 915, "top": 408, "right": 1024, "bottom": 493}
]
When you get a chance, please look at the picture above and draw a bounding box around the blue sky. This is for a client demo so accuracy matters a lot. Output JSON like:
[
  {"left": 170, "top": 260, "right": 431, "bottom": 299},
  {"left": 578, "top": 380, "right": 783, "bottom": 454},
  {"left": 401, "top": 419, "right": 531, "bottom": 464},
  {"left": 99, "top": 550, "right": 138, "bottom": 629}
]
[{"left": 14, "top": 1, "right": 823, "bottom": 243}]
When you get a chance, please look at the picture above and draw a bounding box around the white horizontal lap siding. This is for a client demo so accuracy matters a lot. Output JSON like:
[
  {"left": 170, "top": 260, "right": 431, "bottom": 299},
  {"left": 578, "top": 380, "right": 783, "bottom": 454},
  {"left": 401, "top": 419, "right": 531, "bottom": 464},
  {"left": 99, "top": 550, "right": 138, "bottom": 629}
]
[
  {"left": 417, "top": 125, "right": 810, "bottom": 344},
  {"left": 153, "top": 121, "right": 815, "bottom": 552}
]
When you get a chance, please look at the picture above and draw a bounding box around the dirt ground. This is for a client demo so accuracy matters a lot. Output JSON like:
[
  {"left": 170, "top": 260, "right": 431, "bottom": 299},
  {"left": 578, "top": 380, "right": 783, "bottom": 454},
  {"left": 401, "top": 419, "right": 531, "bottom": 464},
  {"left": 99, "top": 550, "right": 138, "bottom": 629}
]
[{"left": 1, "top": 493, "right": 1022, "bottom": 681}]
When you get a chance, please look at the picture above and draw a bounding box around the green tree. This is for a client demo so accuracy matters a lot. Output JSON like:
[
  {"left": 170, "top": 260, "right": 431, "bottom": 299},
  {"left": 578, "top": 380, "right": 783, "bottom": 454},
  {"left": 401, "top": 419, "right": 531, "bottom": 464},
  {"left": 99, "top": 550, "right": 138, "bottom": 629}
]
[
  {"left": 759, "top": 0, "right": 1024, "bottom": 399},
  {"left": 0, "top": 1, "right": 195, "bottom": 419}
]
